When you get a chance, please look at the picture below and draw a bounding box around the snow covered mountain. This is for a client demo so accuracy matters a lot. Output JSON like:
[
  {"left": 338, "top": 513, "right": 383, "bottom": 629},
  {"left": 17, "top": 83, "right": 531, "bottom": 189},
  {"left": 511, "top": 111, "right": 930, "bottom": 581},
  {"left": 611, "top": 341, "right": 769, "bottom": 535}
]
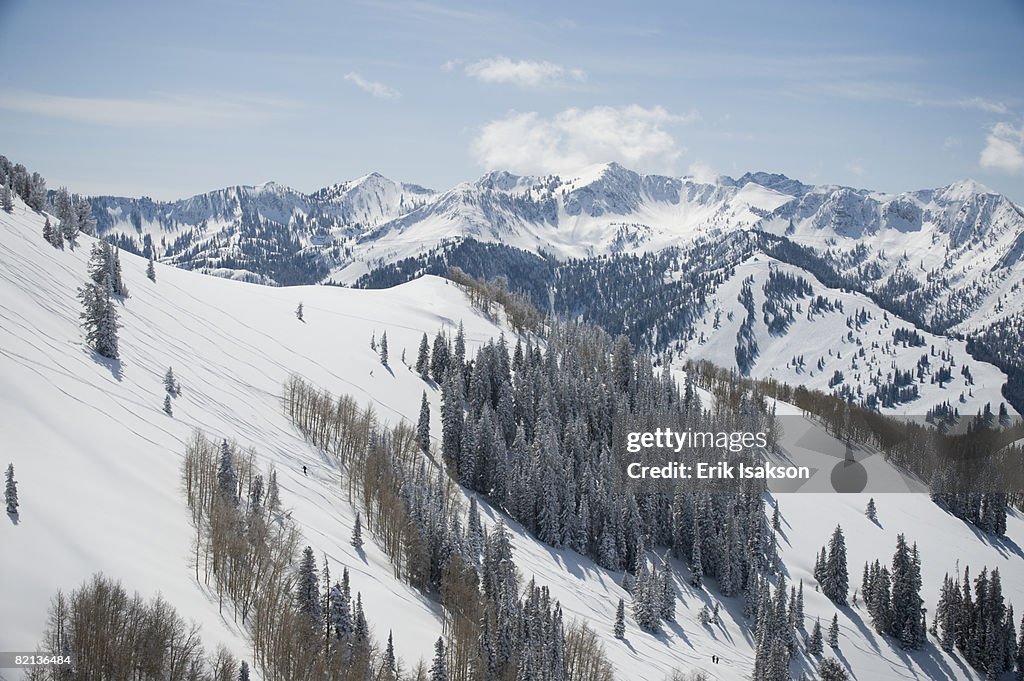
[
  {"left": 80, "top": 163, "right": 1024, "bottom": 415},
  {"left": 685, "top": 255, "right": 1012, "bottom": 417},
  {"left": 311, "top": 171, "right": 435, "bottom": 229},
  {"left": 86, "top": 163, "right": 1024, "bottom": 338},
  {"left": 89, "top": 173, "right": 435, "bottom": 284},
  {"left": 4, "top": 176, "right": 1024, "bottom": 681},
  {"left": 339, "top": 162, "right": 791, "bottom": 280}
]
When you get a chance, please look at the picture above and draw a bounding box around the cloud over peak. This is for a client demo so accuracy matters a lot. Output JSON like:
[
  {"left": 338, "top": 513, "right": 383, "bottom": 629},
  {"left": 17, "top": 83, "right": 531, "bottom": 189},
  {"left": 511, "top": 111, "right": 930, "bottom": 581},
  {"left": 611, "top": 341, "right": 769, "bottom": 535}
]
[
  {"left": 471, "top": 104, "right": 696, "bottom": 176},
  {"left": 980, "top": 122, "right": 1024, "bottom": 175}
]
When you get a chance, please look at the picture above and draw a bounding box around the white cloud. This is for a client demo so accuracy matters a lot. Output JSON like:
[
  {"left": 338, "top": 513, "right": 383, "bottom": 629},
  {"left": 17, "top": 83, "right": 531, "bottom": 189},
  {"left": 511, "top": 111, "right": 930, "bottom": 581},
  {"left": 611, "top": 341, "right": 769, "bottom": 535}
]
[
  {"left": 0, "top": 89, "right": 296, "bottom": 127},
  {"left": 687, "top": 161, "right": 718, "bottom": 183},
  {"left": 465, "top": 57, "right": 585, "bottom": 88},
  {"left": 957, "top": 97, "right": 1009, "bottom": 114},
  {"left": 471, "top": 105, "right": 697, "bottom": 175},
  {"left": 846, "top": 160, "right": 865, "bottom": 177},
  {"left": 343, "top": 72, "right": 400, "bottom": 99},
  {"left": 979, "top": 122, "right": 1024, "bottom": 174}
]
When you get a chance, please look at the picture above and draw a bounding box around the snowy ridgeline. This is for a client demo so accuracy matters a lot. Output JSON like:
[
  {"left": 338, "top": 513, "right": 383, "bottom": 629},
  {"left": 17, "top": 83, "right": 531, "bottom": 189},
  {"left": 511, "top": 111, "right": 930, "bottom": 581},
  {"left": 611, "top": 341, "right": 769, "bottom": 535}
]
[
  {"left": 45, "top": 152, "right": 1024, "bottom": 415},
  {"left": 1, "top": 189, "right": 1024, "bottom": 681}
]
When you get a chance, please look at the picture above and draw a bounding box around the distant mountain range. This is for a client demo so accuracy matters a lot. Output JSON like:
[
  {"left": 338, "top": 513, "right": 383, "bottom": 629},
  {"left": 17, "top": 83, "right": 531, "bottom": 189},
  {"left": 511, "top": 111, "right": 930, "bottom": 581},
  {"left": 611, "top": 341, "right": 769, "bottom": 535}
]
[{"left": 88, "top": 163, "right": 1024, "bottom": 412}]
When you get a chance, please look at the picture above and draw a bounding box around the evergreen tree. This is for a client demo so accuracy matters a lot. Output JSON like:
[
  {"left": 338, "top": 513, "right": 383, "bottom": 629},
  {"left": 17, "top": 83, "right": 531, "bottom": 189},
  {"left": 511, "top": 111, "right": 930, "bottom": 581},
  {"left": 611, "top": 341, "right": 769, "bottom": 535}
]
[
  {"left": 86, "top": 242, "right": 127, "bottom": 297},
  {"left": 249, "top": 475, "right": 264, "bottom": 511},
  {"left": 296, "top": 545, "right": 321, "bottom": 624},
  {"left": 818, "top": 658, "right": 849, "bottom": 681},
  {"left": 823, "top": 526, "right": 849, "bottom": 605},
  {"left": 110, "top": 247, "right": 127, "bottom": 297},
  {"left": 828, "top": 613, "right": 840, "bottom": 648},
  {"left": 1, "top": 180, "right": 12, "bottom": 212},
  {"left": 632, "top": 563, "right": 661, "bottom": 632},
  {"left": 440, "top": 371, "right": 463, "bottom": 467},
  {"left": 77, "top": 279, "right": 119, "bottom": 359},
  {"left": 383, "top": 631, "right": 396, "bottom": 677},
  {"left": 868, "top": 561, "right": 893, "bottom": 634},
  {"left": 890, "top": 534, "right": 925, "bottom": 649},
  {"left": 690, "top": 515, "right": 703, "bottom": 588},
  {"left": 416, "top": 333, "right": 431, "bottom": 379},
  {"left": 614, "top": 598, "right": 625, "bottom": 639},
  {"left": 430, "top": 636, "right": 448, "bottom": 681},
  {"left": 217, "top": 440, "right": 238, "bottom": 504},
  {"left": 4, "top": 463, "right": 17, "bottom": 515},
  {"left": 417, "top": 391, "right": 431, "bottom": 452},
  {"left": 27, "top": 171, "right": 46, "bottom": 211},
  {"left": 75, "top": 198, "right": 96, "bottom": 235},
  {"left": 146, "top": 256, "right": 156, "bottom": 282},
  {"left": 42, "top": 216, "right": 54, "bottom": 245},
  {"left": 660, "top": 555, "right": 676, "bottom": 622},
  {"left": 866, "top": 498, "right": 877, "bottom": 522},
  {"left": 329, "top": 580, "right": 353, "bottom": 641},
  {"left": 814, "top": 546, "right": 827, "bottom": 584},
  {"left": 352, "top": 512, "right": 364, "bottom": 549},
  {"left": 466, "top": 496, "right": 484, "bottom": 561},
  {"left": 163, "top": 394, "right": 173, "bottom": 416},
  {"left": 430, "top": 331, "right": 449, "bottom": 383},
  {"left": 238, "top": 661, "right": 250, "bottom": 681},
  {"left": 51, "top": 216, "right": 64, "bottom": 248},
  {"left": 809, "top": 617, "right": 824, "bottom": 655},
  {"left": 1015, "top": 610, "right": 1023, "bottom": 681},
  {"left": 57, "top": 189, "right": 78, "bottom": 245},
  {"left": 353, "top": 592, "right": 368, "bottom": 645},
  {"left": 319, "top": 559, "right": 331, "bottom": 649},
  {"left": 295, "top": 302, "right": 304, "bottom": 321},
  {"left": 934, "top": 573, "right": 958, "bottom": 652},
  {"left": 454, "top": 321, "right": 466, "bottom": 367},
  {"left": 794, "top": 580, "right": 805, "bottom": 628},
  {"left": 380, "top": 331, "right": 389, "bottom": 365},
  {"left": 164, "top": 367, "right": 179, "bottom": 396}
]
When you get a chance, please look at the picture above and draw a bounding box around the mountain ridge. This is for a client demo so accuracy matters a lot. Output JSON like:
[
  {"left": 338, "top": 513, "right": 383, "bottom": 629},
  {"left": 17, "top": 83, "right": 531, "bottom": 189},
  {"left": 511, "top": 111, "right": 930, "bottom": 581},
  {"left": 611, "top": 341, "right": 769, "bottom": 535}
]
[{"left": 81, "top": 163, "right": 1024, "bottom": 411}]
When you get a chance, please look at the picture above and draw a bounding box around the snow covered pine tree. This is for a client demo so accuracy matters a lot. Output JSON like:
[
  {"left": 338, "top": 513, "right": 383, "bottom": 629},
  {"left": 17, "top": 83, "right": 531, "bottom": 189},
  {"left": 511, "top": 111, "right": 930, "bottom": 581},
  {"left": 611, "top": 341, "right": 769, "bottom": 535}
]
[{"left": 5, "top": 463, "right": 17, "bottom": 515}]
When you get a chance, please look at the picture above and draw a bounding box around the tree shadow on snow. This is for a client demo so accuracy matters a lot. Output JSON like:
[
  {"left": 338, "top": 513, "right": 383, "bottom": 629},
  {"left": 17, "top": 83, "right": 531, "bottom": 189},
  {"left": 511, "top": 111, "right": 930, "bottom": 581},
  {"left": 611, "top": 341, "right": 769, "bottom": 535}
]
[
  {"left": 887, "top": 638, "right": 965, "bottom": 681},
  {"left": 663, "top": 619, "right": 695, "bottom": 649},
  {"left": 961, "top": 520, "right": 1024, "bottom": 560},
  {"left": 86, "top": 348, "right": 123, "bottom": 382},
  {"left": 7, "top": 510, "right": 18, "bottom": 525}
]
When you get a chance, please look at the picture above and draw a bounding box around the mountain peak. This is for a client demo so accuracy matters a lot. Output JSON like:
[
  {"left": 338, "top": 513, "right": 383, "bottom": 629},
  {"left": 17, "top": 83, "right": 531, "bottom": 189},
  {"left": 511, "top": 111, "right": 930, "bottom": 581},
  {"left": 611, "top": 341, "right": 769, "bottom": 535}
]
[
  {"left": 940, "top": 178, "right": 995, "bottom": 202},
  {"left": 731, "top": 171, "right": 811, "bottom": 197}
]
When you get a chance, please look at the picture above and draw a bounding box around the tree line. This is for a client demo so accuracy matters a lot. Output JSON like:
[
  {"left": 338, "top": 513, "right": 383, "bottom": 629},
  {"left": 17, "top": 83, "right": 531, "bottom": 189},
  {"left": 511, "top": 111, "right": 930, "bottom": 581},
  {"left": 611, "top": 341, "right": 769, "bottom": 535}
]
[{"left": 283, "top": 375, "right": 622, "bottom": 681}]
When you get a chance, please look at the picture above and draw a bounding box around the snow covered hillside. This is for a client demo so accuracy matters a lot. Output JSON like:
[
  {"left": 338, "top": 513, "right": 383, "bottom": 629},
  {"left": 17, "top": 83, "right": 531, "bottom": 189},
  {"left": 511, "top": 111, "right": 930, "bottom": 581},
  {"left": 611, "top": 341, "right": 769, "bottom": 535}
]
[
  {"left": 2, "top": 196, "right": 1024, "bottom": 681},
  {"left": 684, "top": 255, "right": 1015, "bottom": 417}
]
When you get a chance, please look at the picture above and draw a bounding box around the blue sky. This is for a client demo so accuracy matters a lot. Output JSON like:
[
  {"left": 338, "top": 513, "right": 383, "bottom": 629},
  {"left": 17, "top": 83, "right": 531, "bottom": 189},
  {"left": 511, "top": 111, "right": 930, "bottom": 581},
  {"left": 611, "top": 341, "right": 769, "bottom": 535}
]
[{"left": 1, "top": 0, "right": 1022, "bottom": 201}]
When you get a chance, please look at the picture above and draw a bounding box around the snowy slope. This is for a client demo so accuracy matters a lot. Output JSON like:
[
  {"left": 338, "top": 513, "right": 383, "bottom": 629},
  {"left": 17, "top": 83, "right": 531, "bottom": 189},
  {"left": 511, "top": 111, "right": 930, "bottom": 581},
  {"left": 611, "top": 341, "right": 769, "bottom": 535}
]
[
  {"left": 757, "top": 180, "right": 1024, "bottom": 334},
  {"left": 2, "top": 197, "right": 1024, "bottom": 681},
  {"left": 684, "top": 255, "right": 1015, "bottom": 417},
  {"left": 0, "top": 196, "right": 497, "bottom": 670}
]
